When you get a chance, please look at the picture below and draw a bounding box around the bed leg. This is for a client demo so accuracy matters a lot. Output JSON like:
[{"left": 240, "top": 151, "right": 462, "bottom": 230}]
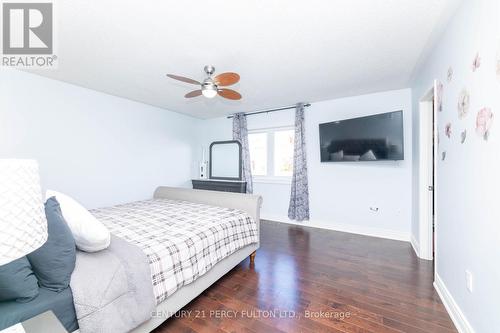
[{"left": 249, "top": 251, "right": 256, "bottom": 264}]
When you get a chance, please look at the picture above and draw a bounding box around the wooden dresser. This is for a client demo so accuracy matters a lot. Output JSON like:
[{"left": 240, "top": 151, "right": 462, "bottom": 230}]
[{"left": 192, "top": 179, "right": 247, "bottom": 193}]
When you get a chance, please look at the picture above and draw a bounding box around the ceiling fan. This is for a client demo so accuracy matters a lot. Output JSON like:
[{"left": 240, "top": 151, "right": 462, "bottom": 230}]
[{"left": 167, "top": 65, "right": 242, "bottom": 100}]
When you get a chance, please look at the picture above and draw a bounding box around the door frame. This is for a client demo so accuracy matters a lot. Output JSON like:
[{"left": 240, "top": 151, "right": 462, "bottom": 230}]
[{"left": 418, "top": 82, "right": 438, "bottom": 261}]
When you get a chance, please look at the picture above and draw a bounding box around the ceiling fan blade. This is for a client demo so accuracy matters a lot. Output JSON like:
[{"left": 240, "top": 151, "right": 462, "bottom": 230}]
[
  {"left": 218, "top": 88, "right": 242, "bottom": 100},
  {"left": 166, "top": 74, "right": 201, "bottom": 85},
  {"left": 214, "top": 72, "right": 240, "bottom": 86},
  {"left": 184, "top": 90, "right": 202, "bottom": 98}
]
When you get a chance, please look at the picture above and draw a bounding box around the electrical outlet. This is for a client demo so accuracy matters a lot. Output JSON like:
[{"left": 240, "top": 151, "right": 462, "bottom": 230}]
[{"left": 465, "top": 270, "right": 473, "bottom": 293}]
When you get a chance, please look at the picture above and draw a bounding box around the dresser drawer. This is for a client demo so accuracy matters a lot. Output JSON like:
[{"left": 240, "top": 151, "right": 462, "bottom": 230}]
[{"left": 192, "top": 180, "right": 246, "bottom": 193}]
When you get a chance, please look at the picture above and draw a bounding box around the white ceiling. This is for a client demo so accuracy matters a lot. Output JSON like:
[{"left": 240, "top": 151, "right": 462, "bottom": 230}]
[{"left": 30, "top": 0, "right": 457, "bottom": 119}]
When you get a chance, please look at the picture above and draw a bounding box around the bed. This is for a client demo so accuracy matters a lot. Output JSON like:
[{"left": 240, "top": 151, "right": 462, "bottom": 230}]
[
  {"left": 0, "top": 187, "right": 260, "bottom": 333},
  {"left": 72, "top": 186, "right": 262, "bottom": 333}
]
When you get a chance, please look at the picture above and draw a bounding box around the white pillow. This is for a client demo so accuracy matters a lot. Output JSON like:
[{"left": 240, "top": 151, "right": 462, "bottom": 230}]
[{"left": 46, "top": 190, "right": 110, "bottom": 252}]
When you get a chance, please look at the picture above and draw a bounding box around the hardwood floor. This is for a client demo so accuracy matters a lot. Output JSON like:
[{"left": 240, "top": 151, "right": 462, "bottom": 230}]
[{"left": 153, "top": 220, "right": 456, "bottom": 333}]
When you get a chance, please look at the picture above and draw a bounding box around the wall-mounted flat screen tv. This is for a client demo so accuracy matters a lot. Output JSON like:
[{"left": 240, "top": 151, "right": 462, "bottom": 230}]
[{"left": 319, "top": 111, "right": 404, "bottom": 162}]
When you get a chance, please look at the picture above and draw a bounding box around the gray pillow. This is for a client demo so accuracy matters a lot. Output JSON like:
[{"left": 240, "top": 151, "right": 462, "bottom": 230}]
[
  {"left": 360, "top": 149, "right": 377, "bottom": 161},
  {"left": 330, "top": 150, "right": 344, "bottom": 161},
  {"left": 0, "top": 257, "right": 39, "bottom": 303},
  {"left": 28, "top": 197, "right": 76, "bottom": 292}
]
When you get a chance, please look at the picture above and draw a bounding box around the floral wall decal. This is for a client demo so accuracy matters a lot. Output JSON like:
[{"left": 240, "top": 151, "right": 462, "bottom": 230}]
[
  {"left": 461, "top": 129, "right": 467, "bottom": 144},
  {"left": 445, "top": 122, "right": 452, "bottom": 138},
  {"left": 441, "top": 151, "right": 446, "bottom": 161},
  {"left": 436, "top": 81, "right": 444, "bottom": 112},
  {"left": 457, "top": 89, "right": 470, "bottom": 119},
  {"left": 472, "top": 52, "right": 481, "bottom": 72},
  {"left": 476, "top": 107, "right": 494, "bottom": 141},
  {"left": 447, "top": 67, "right": 453, "bottom": 82}
]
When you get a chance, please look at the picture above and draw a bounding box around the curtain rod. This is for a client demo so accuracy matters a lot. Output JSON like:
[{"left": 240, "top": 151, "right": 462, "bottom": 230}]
[{"left": 226, "top": 103, "right": 311, "bottom": 119}]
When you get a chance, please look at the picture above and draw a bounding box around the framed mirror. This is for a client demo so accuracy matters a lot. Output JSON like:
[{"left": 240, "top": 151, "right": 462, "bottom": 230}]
[{"left": 209, "top": 140, "right": 242, "bottom": 180}]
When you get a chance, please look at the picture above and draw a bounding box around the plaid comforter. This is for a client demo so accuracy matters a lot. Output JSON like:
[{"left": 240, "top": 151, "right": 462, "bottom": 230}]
[{"left": 91, "top": 198, "right": 258, "bottom": 304}]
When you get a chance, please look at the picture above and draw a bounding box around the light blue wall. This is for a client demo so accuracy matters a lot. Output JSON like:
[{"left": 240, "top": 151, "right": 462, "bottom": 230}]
[
  {"left": 0, "top": 69, "right": 200, "bottom": 209},
  {"left": 411, "top": 0, "right": 500, "bottom": 331}
]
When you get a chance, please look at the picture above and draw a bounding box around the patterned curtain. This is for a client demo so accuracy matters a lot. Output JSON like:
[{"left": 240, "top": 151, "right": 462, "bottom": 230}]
[
  {"left": 288, "top": 103, "right": 310, "bottom": 221},
  {"left": 232, "top": 113, "right": 253, "bottom": 194}
]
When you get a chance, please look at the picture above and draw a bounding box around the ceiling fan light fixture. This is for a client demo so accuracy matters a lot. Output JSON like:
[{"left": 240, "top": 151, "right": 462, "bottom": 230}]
[
  {"left": 201, "top": 80, "right": 218, "bottom": 98},
  {"left": 202, "top": 87, "right": 217, "bottom": 98}
]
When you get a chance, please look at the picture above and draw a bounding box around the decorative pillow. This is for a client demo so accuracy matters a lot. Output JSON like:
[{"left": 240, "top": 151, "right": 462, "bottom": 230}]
[
  {"left": 330, "top": 150, "right": 344, "bottom": 161},
  {"left": 343, "top": 154, "right": 361, "bottom": 161},
  {"left": 28, "top": 197, "right": 76, "bottom": 291},
  {"left": 45, "top": 190, "right": 110, "bottom": 252},
  {"left": 0, "top": 257, "right": 39, "bottom": 303},
  {"left": 360, "top": 149, "right": 377, "bottom": 161}
]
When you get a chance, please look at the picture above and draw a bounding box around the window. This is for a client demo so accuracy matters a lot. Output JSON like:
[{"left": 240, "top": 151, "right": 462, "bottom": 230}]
[
  {"left": 248, "top": 133, "right": 267, "bottom": 176},
  {"left": 249, "top": 128, "right": 295, "bottom": 182}
]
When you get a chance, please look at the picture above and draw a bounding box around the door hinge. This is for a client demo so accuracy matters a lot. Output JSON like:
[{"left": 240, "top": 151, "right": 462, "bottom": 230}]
[{"left": 428, "top": 185, "right": 434, "bottom": 191}]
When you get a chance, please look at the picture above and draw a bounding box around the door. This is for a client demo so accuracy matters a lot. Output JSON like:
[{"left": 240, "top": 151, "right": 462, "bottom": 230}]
[{"left": 418, "top": 84, "right": 437, "bottom": 261}]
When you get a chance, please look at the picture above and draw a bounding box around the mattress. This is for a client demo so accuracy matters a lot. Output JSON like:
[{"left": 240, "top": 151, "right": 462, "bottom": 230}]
[
  {"left": 91, "top": 198, "right": 258, "bottom": 304},
  {"left": 0, "top": 287, "right": 78, "bottom": 332}
]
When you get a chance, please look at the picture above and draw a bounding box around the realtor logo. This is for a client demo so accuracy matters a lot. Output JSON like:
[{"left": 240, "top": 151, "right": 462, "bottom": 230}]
[{"left": 1, "top": 1, "right": 57, "bottom": 67}]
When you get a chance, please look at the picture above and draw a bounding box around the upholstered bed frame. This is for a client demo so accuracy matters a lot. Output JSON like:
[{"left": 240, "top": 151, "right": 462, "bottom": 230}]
[{"left": 130, "top": 186, "right": 262, "bottom": 333}]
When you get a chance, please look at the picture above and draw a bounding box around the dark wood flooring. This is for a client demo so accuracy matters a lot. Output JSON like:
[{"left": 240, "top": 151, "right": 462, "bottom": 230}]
[{"left": 153, "top": 220, "right": 456, "bottom": 333}]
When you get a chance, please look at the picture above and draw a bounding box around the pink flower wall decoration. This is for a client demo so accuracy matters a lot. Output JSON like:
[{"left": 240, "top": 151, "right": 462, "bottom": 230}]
[
  {"left": 472, "top": 53, "right": 481, "bottom": 72},
  {"left": 476, "top": 108, "right": 494, "bottom": 141},
  {"left": 445, "top": 123, "right": 452, "bottom": 138},
  {"left": 457, "top": 89, "right": 470, "bottom": 119}
]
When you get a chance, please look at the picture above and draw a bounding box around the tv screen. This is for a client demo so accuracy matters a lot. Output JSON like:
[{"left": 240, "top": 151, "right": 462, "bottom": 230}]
[{"left": 319, "top": 111, "right": 404, "bottom": 162}]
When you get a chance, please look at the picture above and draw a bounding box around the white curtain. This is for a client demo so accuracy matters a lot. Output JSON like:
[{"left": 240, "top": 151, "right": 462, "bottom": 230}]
[
  {"left": 288, "top": 103, "right": 310, "bottom": 221},
  {"left": 232, "top": 113, "right": 253, "bottom": 193}
]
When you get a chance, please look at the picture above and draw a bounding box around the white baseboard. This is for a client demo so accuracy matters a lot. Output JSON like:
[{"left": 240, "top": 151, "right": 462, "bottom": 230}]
[
  {"left": 434, "top": 274, "right": 475, "bottom": 333},
  {"left": 261, "top": 214, "right": 410, "bottom": 242},
  {"left": 410, "top": 234, "right": 434, "bottom": 260},
  {"left": 411, "top": 234, "right": 420, "bottom": 257}
]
